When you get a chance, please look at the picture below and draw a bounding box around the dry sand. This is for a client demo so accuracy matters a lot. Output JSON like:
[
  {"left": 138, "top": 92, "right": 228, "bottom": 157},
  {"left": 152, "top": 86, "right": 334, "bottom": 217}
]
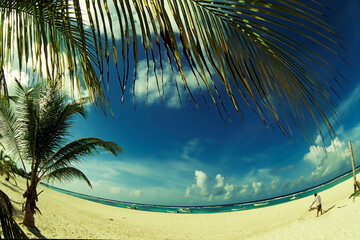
[{"left": 1, "top": 174, "right": 359, "bottom": 239}]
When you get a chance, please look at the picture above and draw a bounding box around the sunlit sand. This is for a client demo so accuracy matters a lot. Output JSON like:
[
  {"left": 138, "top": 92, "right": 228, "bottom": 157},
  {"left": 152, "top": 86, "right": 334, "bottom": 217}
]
[{"left": 1, "top": 173, "right": 359, "bottom": 239}]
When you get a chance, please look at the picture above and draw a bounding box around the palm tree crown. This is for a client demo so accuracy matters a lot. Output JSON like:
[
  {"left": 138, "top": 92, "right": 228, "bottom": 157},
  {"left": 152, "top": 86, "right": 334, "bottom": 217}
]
[{"left": 0, "top": 80, "right": 123, "bottom": 227}]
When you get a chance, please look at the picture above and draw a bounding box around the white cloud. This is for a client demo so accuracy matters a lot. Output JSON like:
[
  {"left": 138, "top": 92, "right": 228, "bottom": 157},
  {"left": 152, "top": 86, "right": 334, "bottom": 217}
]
[
  {"left": 134, "top": 60, "right": 173, "bottom": 106},
  {"left": 134, "top": 59, "right": 209, "bottom": 108},
  {"left": 271, "top": 176, "right": 280, "bottom": 190},
  {"left": 239, "top": 184, "right": 249, "bottom": 194},
  {"left": 315, "top": 135, "right": 322, "bottom": 145},
  {"left": 185, "top": 186, "right": 191, "bottom": 197},
  {"left": 90, "top": 180, "right": 103, "bottom": 189},
  {"left": 194, "top": 170, "right": 209, "bottom": 196},
  {"left": 212, "top": 174, "right": 226, "bottom": 196},
  {"left": 130, "top": 190, "right": 143, "bottom": 197},
  {"left": 110, "top": 187, "right": 122, "bottom": 194},
  {"left": 185, "top": 168, "right": 285, "bottom": 203},
  {"left": 224, "top": 184, "right": 234, "bottom": 200},
  {"left": 182, "top": 138, "right": 201, "bottom": 160},
  {"left": 214, "top": 174, "right": 225, "bottom": 188},
  {"left": 133, "top": 60, "right": 182, "bottom": 108},
  {"left": 185, "top": 170, "right": 219, "bottom": 200},
  {"left": 198, "top": 132, "right": 360, "bottom": 203},
  {"left": 303, "top": 136, "right": 349, "bottom": 180},
  {"left": 252, "top": 182, "right": 264, "bottom": 194}
]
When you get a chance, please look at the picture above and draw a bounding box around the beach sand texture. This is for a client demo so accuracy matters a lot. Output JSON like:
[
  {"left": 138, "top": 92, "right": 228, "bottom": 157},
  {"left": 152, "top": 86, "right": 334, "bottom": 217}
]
[{"left": 1, "top": 174, "right": 359, "bottom": 239}]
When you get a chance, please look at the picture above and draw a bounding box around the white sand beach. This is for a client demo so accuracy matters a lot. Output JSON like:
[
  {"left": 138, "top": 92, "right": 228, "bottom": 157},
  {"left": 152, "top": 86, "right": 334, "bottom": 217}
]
[{"left": 1, "top": 174, "right": 359, "bottom": 239}]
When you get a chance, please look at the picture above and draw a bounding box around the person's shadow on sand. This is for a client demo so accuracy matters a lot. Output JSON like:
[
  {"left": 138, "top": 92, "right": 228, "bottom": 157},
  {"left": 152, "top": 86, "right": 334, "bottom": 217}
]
[
  {"left": 301, "top": 204, "right": 336, "bottom": 220},
  {"left": 309, "top": 204, "right": 335, "bottom": 215},
  {"left": 322, "top": 205, "right": 336, "bottom": 215}
]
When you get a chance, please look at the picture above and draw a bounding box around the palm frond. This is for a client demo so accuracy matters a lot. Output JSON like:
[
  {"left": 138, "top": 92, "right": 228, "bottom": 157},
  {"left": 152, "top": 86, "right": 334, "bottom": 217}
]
[
  {"left": 34, "top": 83, "right": 87, "bottom": 162},
  {"left": 39, "top": 137, "right": 122, "bottom": 178},
  {"left": 86, "top": 0, "right": 346, "bottom": 143},
  {"left": 0, "top": 0, "right": 108, "bottom": 112},
  {"left": 16, "top": 82, "right": 41, "bottom": 171},
  {"left": 0, "top": 96, "right": 27, "bottom": 172},
  {"left": 1, "top": 0, "right": 347, "bottom": 143},
  {"left": 41, "top": 167, "right": 92, "bottom": 188}
]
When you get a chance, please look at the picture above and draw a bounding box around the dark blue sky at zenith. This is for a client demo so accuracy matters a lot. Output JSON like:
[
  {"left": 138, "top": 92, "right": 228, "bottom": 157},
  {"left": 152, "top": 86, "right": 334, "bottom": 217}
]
[{"left": 30, "top": 0, "right": 360, "bottom": 205}]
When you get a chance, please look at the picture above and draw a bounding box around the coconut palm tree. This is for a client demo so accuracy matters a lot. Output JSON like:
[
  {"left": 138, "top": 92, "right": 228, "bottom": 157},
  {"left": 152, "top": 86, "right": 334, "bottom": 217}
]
[
  {"left": 0, "top": 80, "right": 123, "bottom": 227},
  {"left": 0, "top": 1, "right": 347, "bottom": 144}
]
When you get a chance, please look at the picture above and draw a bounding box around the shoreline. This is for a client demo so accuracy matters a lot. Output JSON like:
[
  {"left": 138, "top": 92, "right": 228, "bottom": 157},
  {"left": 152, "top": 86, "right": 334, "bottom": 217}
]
[
  {"left": 1, "top": 173, "right": 359, "bottom": 239},
  {"left": 41, "top": 167, "right": 358, "bottom": 213}
]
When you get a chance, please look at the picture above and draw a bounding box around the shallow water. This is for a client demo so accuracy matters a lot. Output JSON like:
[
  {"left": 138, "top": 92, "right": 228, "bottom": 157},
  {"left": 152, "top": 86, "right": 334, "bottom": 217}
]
[{"left": 42, "top": 167, "right": 358, "bottom": 214}]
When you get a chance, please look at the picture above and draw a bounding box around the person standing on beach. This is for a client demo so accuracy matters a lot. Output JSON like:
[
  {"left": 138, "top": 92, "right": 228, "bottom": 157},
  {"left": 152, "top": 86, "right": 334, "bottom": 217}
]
[{"left": 310, "top": 193, "right": 323, "bottom": 217}]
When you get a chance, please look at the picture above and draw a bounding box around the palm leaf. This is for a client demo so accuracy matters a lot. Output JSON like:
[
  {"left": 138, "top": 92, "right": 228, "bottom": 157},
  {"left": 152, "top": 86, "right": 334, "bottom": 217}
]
[
  {"left": 86, "top": 0, "right": 346, "bottom": 143},
  {"left": 34, "top": 84, "right": 87, "bottom": 162},
  {"left": 41, "top": 167, "right": 92, "bottom": 188},
  {"left": 0, "top": 0, "right": 108, "bottom": 112},
  {"left": 0, "top": 95, "right": 28, "bottom": 173},
  {"left": 38, "top": 137, "right": 122, "bottom": 179},
  {"left": 0, "top": 0, "right": 347, "bottom": 143}
]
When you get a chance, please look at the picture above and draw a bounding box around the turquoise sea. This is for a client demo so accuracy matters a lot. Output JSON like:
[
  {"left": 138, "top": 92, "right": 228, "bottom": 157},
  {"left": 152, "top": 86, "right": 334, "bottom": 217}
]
[{"left": 42, "top": 167, "right": 359, "bottom": 214}]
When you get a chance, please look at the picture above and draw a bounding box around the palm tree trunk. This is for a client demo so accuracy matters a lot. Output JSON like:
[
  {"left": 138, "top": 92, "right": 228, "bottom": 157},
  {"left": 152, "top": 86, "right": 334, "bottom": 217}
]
[
  {"left": 23, "top": 205, "right": 35, "bottom": 227},
  {"left": 22, "top": 184, "right": 37, "bottom": 227}
]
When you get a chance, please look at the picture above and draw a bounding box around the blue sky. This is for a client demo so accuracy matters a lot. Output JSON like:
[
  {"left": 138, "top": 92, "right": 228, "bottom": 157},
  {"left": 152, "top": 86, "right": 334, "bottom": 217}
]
[{"left": 5, "top": 1, "right": 360, "bottom": 206}]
